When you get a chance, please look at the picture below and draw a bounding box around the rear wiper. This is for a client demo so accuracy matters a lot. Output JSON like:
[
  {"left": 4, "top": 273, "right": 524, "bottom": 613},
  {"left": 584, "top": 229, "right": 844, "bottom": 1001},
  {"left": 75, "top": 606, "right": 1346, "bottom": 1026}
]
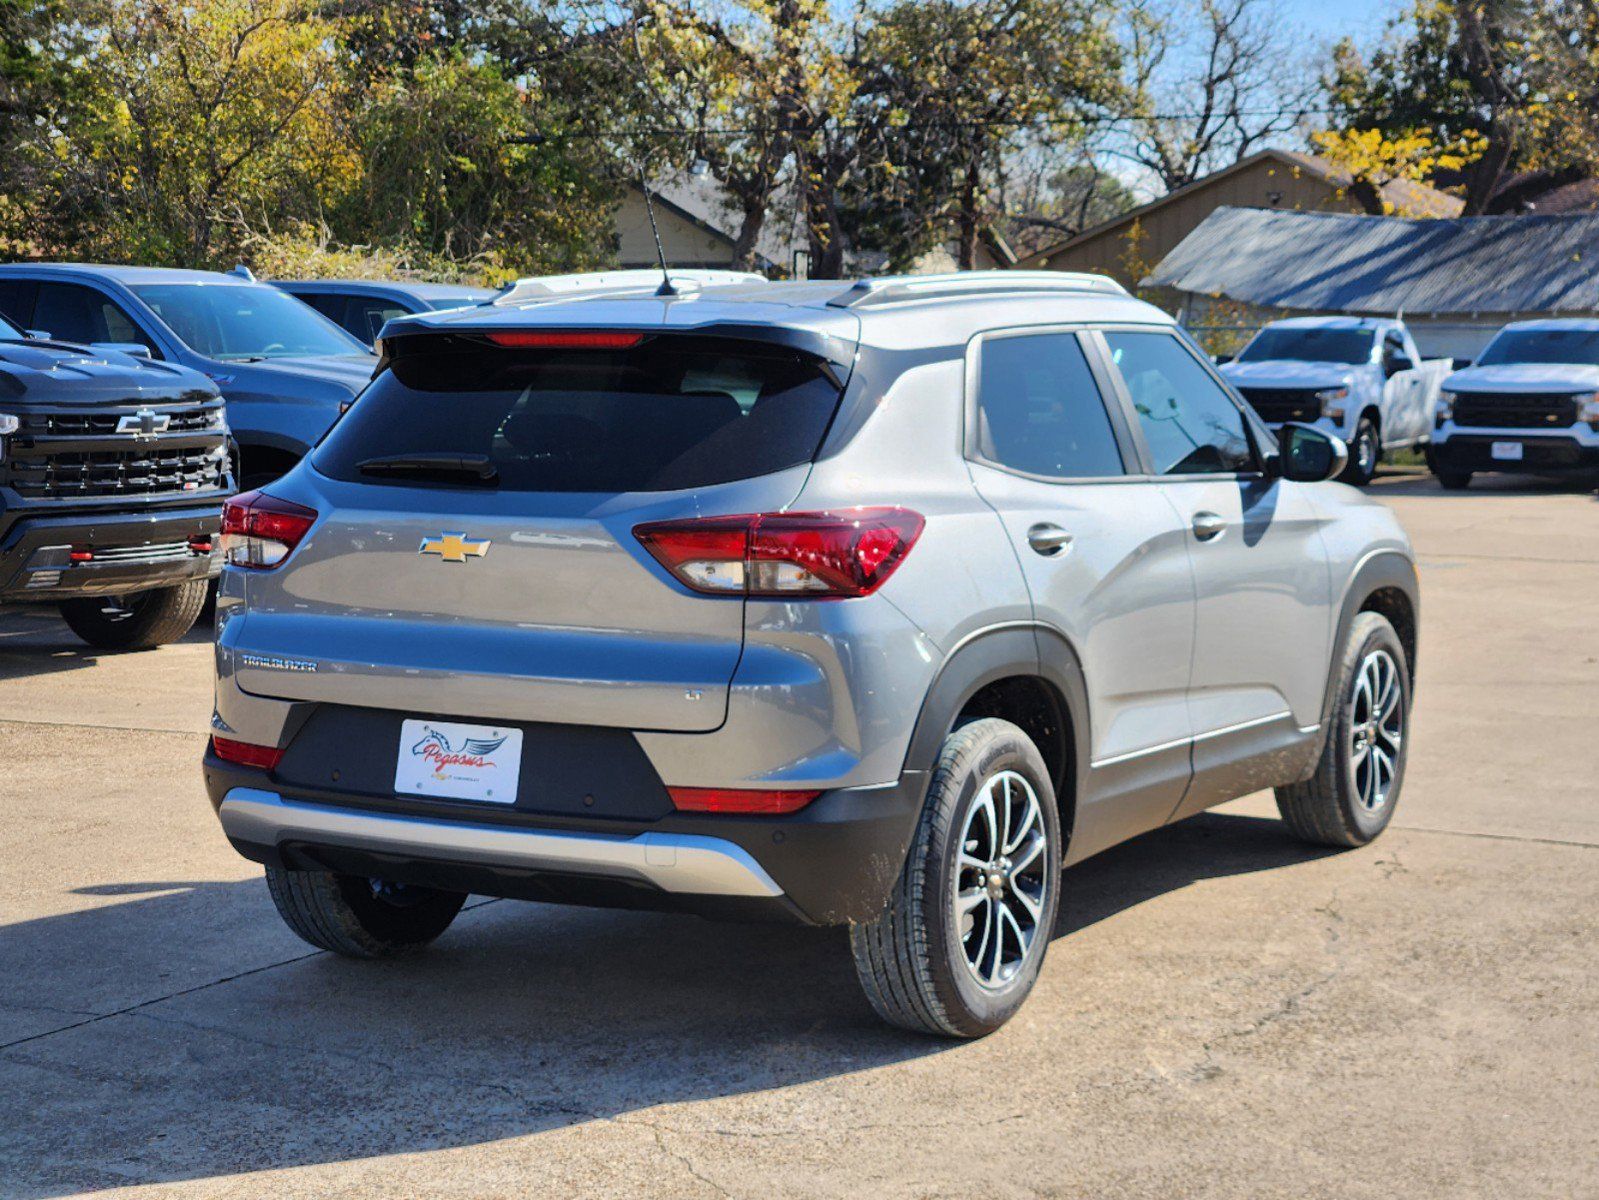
[{"left": 356, "top": 453, "right": 499, "bottom": 485}]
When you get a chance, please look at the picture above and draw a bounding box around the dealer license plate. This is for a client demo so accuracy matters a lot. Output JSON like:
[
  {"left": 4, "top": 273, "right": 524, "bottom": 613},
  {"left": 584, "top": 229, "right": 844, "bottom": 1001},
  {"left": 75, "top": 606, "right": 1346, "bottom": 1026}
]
[{"left": 395, "top": 719, "right": 523, "bottom": 803}]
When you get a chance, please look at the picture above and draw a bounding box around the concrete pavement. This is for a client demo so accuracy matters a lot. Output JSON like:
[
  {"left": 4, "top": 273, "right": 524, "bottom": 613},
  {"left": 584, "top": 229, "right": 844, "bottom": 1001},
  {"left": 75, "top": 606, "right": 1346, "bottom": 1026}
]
[{"left": 1, "top": 471, "right": 1595, "bottom": 1198}]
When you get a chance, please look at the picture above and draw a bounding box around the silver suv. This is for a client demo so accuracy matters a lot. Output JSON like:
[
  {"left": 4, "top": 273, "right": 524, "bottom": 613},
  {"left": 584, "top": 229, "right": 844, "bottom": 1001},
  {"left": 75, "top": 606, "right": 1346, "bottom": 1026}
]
[{"left": 203, "top": 271, "right": 1419, "bottom": 1038}]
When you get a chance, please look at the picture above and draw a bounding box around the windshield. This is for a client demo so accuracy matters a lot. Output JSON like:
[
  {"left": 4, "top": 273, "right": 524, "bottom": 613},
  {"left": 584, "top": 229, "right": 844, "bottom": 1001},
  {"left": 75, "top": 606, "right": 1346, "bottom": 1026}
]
[
  {"left": 314, "top": 334, "right": 844, "bottom": 493},
  {"left": 133, "top": 283, "right": 366, "bottom": 360},
  {"left": 1476, "top": 329, "right": 1599, "bottom": 367},
  {"left": 1238, "top": 327, "right": 1375, "bottom": 365},
  {"left": 0, "top": 313, "right": 21, "bottom": 341}
]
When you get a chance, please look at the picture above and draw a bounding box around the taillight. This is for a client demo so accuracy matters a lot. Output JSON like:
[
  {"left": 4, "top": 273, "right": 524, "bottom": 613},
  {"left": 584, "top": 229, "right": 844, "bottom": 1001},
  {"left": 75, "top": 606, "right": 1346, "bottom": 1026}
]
[
  {"left": 668, "top": 786, "right": 821, "bottom": 814},
  {"left": 634, "top": 508, "right": 923, "bottom": 598},
  {"left": 211, "top": 735, "right": 284, "bottom": 771},
  {"left": 220, "top": 490, "right": 318, "bottom": 570}
]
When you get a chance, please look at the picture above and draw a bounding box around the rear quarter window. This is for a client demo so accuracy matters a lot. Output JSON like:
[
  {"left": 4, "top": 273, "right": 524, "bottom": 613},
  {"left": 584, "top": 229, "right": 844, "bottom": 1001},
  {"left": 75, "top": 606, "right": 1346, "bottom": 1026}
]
[{"left": 314, "top": 334, "right": 845, "bottom": 493}]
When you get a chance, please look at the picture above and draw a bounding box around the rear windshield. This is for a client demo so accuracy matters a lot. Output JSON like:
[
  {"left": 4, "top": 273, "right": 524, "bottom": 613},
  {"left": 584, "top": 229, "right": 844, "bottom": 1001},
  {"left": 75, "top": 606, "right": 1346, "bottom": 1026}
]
[
  {"left": 313, "top": 334, "right": 844, "bottom": 493},
  {"left": 1476, "top": 329, "right": 1599, "bottom": 367},
  {"left": 1238, "top": 327, "right": 1375, "bottom": 365}
]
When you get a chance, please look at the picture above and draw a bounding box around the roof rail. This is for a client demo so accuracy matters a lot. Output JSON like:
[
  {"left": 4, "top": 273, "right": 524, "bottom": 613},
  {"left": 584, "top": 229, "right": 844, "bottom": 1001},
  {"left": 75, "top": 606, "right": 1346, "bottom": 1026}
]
[
  {"left": 827, "top": 270, "right": 1127, "bottom": 309},
  {"left": 490, "top": 269, "right": 767, "bottom": 307}
]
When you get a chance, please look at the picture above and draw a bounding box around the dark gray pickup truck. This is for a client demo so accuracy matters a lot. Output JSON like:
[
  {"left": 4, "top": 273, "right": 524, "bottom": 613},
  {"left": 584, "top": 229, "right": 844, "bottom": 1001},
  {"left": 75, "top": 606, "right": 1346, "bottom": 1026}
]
[{"left": 0, "top": 316, "right": 230, "bottom": 648}]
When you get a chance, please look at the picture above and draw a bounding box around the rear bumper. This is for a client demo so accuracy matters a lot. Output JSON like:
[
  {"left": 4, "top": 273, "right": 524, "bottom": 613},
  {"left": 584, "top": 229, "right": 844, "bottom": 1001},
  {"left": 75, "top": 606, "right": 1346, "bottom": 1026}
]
[
  {"left": 204, "top": 752, "right": 927, "bottom": 926},
  {"left": 220, "top": 787, "right": 785, "bottom": 898},
  {"left": 0, "top": 499, "right": 221, "bottom": 601},
  {"left": 1431, "top": 432, "right": 1599, "bottom": 476}
]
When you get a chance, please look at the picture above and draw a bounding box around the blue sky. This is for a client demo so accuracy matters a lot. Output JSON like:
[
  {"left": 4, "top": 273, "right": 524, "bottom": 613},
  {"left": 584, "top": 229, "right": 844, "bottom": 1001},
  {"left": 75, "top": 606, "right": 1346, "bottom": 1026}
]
[{"left": 1280, "top": 0, "right": 1401, "bottom": 46}]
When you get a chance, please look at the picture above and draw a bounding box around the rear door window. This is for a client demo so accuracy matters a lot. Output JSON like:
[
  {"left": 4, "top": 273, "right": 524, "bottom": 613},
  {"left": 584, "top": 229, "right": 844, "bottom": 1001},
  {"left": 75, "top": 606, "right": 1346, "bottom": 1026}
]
[
  {"left": 973, "top": 331, "right": 1125, "bottom": 478},
  {"left": 32, "top": 282, "right": 159, "bottom": 353},
  {"left": 314, "top": 334, "right": 845, "bottom": 493}
]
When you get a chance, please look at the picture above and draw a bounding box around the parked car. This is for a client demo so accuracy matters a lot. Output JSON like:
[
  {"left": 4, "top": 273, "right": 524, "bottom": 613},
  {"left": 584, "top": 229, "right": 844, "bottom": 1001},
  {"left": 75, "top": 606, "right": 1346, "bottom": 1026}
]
[
  {"left": 0, "top": 265, "right": 378, "bottom": 489},
  {"left": 272, "top": 280, "right": 496, "bottom": 348},
  {"left": 202, "top": 270, "right": 1419, "bottom": 1038},
  {"left": 1219, "top": 316, "right": 1452, "bottom": 485},
  {"left": 1428, "top": 318, "right": 1599, "bottom": 489},
  {"left": 0, "top": 316, "right": 229, "bottom": 648}
]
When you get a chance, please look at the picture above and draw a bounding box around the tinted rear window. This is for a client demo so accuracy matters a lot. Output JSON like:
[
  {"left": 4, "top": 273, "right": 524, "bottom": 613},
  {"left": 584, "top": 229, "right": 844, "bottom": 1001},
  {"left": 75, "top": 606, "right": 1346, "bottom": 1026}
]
[{"left": 314, "top": 334, "right": 844, "bottom": 493}]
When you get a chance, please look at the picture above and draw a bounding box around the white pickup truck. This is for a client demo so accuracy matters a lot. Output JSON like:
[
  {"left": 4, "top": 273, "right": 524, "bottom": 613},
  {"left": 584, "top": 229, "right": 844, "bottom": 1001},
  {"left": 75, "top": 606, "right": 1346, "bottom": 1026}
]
[
  {"left": 1219, "top": 316, "right": 1453, "bottom": 486},
  {"left": 1428, "top": 319, "right": 1599, "bottom": 489}
]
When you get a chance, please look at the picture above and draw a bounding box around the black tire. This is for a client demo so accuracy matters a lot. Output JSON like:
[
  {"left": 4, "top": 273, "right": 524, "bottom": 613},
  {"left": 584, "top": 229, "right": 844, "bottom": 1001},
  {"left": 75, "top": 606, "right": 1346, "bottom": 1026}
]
[
  {"left": 265, "top": 866, "right": 466, "bottom": 958},
  {"left": 58, "top": 579, "right": 210, "bottom": 650},
  {"left": 1276, "top": 612, "right": 1411, "bottom": 848},
  {"left": 849, "top": 717, "right": 1062, "bottom": 1038},
  {"left": 1340, "top": 417, "right": 1380, "bottom": 486},
  {"left": 1435, "top": 470, "right": 1472, "bottom": 490}
]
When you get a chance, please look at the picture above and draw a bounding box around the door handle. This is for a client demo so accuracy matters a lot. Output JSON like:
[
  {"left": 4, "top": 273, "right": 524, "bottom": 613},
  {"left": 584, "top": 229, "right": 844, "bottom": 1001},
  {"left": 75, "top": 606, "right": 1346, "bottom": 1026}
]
[
  {"left": 1191, "top": 511, "right": 1227, "bottom": 542},
  {"left": 1026, "top": 523, "right": 1074, "bottom": 556}
]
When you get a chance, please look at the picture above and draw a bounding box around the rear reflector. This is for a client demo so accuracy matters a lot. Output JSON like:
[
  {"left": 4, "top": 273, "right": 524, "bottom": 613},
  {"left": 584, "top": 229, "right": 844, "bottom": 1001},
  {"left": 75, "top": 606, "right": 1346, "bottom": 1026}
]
[
  {"left": 668, "top": 787, "right": 822, "bottom": 815},
  {"left": 211, "top": 736, "right": 284, "bottom": 771},
  {"left": 634, "top": 508, "right": 923, "bottom": 598},
  {"left": 220, "top": 490, "right": 318, "bottom": 570},
  {"left": 484, "top": 330, "right": 645, "bottom": 350}
]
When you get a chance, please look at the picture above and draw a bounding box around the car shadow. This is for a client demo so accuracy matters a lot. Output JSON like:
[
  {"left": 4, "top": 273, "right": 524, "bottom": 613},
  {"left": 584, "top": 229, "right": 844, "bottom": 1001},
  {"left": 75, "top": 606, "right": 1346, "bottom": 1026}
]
[
  {"left": 0, "top": 606, "right": 211, "bottom": 683},
  {"left": 1, "top": 812, "right": 1333, "bottom": 1196}
]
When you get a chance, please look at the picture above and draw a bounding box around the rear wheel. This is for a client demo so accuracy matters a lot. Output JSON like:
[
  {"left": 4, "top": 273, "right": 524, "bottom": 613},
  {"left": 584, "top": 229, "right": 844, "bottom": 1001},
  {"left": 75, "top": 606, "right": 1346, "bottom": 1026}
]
[
  {"left": 1275, "top": 611, "right": 1410, "bottom": 847},
  {"left": 1340, "top": 417, "right": 1380, "bottom": 486},
  {"left": 265, "top": 866, "right": 466, "bottom": 958},
  {"left": 58, "top": 579, "right": 209, "bottom": 649},
  {"left": 850, "top": 717, "right": 1062, "bottom": 1038}
]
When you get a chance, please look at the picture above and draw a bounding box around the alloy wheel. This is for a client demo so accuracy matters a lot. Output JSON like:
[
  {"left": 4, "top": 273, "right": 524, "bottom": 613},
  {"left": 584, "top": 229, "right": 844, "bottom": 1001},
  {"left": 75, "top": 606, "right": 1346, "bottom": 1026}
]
[
  {"left": 1349, "top": 648, "right": 1403, "bottom": 812},
  {"left": 953, "top": 770, "right": 1051, "bottom": 989}
]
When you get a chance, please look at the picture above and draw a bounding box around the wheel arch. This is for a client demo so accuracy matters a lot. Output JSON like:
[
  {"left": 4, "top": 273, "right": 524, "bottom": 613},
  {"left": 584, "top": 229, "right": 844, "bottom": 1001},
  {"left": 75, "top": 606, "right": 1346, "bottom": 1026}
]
[
  {"left": 1320, "top": 550, "right": 1420, "bottom": 737},
  {"left": 900, "top": 624, "right": 1090, "bottom": 851}
]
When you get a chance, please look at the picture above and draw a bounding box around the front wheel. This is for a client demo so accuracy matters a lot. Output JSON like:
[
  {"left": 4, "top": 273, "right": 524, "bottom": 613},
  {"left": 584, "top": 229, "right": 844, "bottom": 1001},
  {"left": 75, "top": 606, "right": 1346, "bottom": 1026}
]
[
  {"left": 266, "top": 867, "right": 466, "bottom": 958},
  {"left": 58, "top": 579, "right": 210, "bottom": 649},
  {"left": 1275, "top": 611, "right": 1411, "bottom": 847},
  {"left": 1340, "top": 417, "right": 1380, "bottom": 486},
  {"left": 850, "top": 718, "right": 1062, "bottom": 1038},
  {"left": 1435, "top": 470, "right": 1472, "bottom": 490}
]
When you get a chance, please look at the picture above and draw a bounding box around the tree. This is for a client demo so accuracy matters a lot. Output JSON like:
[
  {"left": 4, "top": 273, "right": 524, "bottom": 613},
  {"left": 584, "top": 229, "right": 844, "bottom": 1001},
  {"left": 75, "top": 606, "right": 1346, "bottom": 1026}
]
[
  {"left": 6, "top": 0, "right": 353, "bottom": 265},
  {"left": 1114, "top": 0, "right": 1314, "bottom": 194},
  {"left": 849, "top": 0, "right": 1122, "bottom": 270},
  {"left": 1318, "top": 1, "right": 1597, "bottom": 214}
]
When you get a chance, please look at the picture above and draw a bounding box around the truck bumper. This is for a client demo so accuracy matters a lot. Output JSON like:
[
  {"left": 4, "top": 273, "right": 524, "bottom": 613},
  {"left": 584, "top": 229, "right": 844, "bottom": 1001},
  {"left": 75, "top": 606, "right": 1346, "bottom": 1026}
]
[
  {"left": 0, "top": 502, "right": 222, "bottom": 602},
  {"left": 1431, "top": 433, "right": 1599, "bottom": 477}
]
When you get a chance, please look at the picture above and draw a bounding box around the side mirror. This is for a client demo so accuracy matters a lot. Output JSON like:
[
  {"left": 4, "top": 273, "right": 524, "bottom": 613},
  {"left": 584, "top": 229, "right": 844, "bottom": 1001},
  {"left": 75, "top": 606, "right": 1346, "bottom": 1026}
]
[
  {"left": 25, "top": 329, "right": 51, "bottom": 341},
  {"left": 1277, "top": 422, "right": 1348, "bottom": 483},
  {"left": 88, "top": 342, "right": 152, "bottom": 360}
]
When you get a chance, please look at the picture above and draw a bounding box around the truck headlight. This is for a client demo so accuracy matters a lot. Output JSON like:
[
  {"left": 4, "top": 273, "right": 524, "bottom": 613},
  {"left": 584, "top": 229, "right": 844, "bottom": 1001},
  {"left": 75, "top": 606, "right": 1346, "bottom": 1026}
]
[
  {"left": 0, "top": 412, "right": 16, "bottom": 463},
  {"left": 1578, "top": 392, "right": 1599, "bottom": 429},
  {"left": 1436, "top": 390, "right": 1456, "bottom": 428},
  {"left": 1314, "top": 386, "right": 1348, "bottom": 421}
]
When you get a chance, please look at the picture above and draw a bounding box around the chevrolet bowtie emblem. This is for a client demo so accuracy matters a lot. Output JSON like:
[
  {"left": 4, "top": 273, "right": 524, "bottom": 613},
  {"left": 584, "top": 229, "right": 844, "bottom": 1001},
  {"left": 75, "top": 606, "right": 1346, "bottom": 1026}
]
[{"left": 419, "top": 532, "right": 490, "bottom": 563}]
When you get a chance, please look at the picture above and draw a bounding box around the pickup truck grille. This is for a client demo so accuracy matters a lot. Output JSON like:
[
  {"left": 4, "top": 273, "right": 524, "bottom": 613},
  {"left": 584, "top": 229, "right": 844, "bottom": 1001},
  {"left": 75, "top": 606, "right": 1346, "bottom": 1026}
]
[
  {"left": 1236, "top": 387, "right": 1322, "bottom": 424},
  {"left": 1451, "top": 392, "right": 1581, "bottom": 429},
  {"left": 3, "top": 400, "right": 229, "bottom": 500}
]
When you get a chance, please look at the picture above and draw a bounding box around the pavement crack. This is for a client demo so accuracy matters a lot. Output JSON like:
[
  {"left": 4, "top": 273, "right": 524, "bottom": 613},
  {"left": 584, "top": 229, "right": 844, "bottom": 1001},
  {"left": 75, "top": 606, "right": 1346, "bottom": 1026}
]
[
  {"left": 641, "top": 1122, "right": 735, "bottom": 1198},
  {"left": 1186, "top": 893, "right": 1347, "bottom": 1082}
]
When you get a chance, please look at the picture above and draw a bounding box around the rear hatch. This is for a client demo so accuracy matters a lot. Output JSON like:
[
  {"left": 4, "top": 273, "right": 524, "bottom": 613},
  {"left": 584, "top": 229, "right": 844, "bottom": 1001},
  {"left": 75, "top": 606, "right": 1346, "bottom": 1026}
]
[{"left": 229, "top": 326, "right": 852, "bottom": 732}]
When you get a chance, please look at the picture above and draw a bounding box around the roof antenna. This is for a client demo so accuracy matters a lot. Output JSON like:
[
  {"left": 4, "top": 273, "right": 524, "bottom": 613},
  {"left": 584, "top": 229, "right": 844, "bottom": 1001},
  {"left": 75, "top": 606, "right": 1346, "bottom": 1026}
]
[{"left": 636, "top": 159, "right": 678, "bottom": 297}]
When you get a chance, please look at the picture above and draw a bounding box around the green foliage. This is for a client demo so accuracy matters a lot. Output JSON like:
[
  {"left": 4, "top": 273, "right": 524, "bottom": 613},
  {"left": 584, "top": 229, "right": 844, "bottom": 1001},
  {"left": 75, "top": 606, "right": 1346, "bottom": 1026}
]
[{"left": 1317, "top": 0, "right": 1597, "bottom": 213}]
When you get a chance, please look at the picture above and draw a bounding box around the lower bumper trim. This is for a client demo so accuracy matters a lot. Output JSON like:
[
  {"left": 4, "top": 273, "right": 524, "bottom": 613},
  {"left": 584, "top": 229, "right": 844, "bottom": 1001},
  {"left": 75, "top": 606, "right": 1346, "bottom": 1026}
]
[{"left": 218, "top": 788, "right": 785, "bottom": 899}]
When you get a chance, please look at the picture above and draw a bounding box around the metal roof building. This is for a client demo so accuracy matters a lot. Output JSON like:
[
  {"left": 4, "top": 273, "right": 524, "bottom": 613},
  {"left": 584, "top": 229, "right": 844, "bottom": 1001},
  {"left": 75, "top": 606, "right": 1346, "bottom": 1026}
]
[{"left": 1145, "top": 206, "right": 1599, "bottom": 358}]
